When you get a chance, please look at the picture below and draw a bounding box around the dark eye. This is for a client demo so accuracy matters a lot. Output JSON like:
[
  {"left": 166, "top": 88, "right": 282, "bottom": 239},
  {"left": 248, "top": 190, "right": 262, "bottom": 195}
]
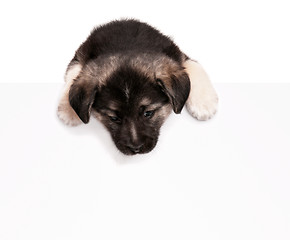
[
  {"left": 109, "top": 116, "right": 121, "bottom": 123},
  {"left": 144, "top": 110, "right": 155, "bottom": 118}
]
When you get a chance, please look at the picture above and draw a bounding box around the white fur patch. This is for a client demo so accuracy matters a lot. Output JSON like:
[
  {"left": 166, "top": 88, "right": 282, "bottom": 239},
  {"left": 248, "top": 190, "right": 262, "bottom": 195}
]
[
  {"left": 57, "top": 63, "right": 83, "bottom": 126},
  {"left": 65, "top": 63, "right": 82, "bottom": 83},
  {"left": 183, "top": 60, "right": 218, "bottom": 121}
]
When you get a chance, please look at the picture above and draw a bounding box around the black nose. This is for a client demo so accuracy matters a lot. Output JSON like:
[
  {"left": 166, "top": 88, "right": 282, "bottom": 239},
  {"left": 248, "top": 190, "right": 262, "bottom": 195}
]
[{"left": 127, "top": 144, "right": 144, "bottom": 153}]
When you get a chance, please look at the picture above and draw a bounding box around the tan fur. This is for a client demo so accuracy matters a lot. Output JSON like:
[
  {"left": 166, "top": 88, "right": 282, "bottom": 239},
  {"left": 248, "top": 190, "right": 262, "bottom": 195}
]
[
  {"left": 139, "top": 97, "right": 152, "bottom": 106},
  {"left": 183, "top": 60, "right": 218, "bottom": 120},
  {"left": 57, "top": 54, "right": 218, "bottom": 126},
  {"left": 57, "top": 63, "right": 83, "bottom": 126},
  {"left": 129, "top": 53, "right": 184, "bottom": 82},
  {"left": 158, "top": 104, "right": 172, "bottom": 119}
]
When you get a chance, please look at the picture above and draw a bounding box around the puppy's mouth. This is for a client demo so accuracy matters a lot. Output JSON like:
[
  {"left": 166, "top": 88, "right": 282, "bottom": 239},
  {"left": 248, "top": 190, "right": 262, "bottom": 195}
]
[
  {"left": 127, "top": 145, "right": 143, "bottom": 154},
  {"left": 116, "top": 139, "right": 158, "bottom": 155},
  {"left": 122, "top": 145, "right": 150, "bottom": 155}
]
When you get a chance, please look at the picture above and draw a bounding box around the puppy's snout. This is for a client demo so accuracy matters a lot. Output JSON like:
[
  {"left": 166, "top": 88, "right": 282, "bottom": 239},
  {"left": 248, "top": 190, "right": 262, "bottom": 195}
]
[{"left": 126, "top": 143, "right": 144, "bottom": 154}]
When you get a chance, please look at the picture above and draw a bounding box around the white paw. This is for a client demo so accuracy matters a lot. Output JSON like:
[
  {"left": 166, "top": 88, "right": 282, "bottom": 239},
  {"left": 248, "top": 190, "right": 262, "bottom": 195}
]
[
  {"left": 183, "top": 59, "right": 218, "bottom": 121},
  {"left": 186, "top": 92, "right": 218, "bottom": 121},
  {"left": 57, "top": 102, "right": 82, "bottom": 126},
  {"left": 57, "top": 63, "right": 83, "bottom": 126}
]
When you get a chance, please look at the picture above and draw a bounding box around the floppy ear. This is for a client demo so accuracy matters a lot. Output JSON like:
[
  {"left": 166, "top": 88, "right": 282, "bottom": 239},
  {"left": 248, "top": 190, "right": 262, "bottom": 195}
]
[
  {"left": 69, "top": 78, "right": 97, "bottom": 124},
  {"left": 156, "top": 72, "right": 190, "bottom": 113}
]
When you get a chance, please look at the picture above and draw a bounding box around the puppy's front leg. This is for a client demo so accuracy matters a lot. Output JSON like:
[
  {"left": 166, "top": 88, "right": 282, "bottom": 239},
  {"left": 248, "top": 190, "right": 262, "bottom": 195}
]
[
  {"left": 183, "top": 60, "right": 218, "bottom": 121},
  {"left": 57, "top": 63, "right": 83, "bottom": 126}
]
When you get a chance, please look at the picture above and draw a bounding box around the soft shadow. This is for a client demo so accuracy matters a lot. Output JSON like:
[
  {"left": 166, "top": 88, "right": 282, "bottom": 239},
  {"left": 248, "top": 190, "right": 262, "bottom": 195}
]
[{"left": 60, "top": 116, "right": 152, "bottom": 164}]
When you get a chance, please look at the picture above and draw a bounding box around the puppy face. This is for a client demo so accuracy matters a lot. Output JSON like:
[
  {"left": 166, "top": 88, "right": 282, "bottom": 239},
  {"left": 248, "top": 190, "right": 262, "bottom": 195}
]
[
  {"left": 58, "top": 20, "right": 194, "bottom": 155},
  {"left": 92, "top": 67, "right": 171, "bottom": 155},
  {"left": 68, "top": 62, "right": 190, "bottom": 155}
]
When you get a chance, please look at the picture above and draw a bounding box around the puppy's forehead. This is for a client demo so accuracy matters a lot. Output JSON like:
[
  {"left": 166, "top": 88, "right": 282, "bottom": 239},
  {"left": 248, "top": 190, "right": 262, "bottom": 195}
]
[
  {"left": 121, "top": 85, "right": 167, "bottom": 109},
  {"left": 109, "top": 69, "right": 161, "bottom": 93},
  {"left": 105, "top": 96, "right": 162, "bottom": 112},
  {"left": 95, "top": 66, "right": 169, "bottom": 113}
]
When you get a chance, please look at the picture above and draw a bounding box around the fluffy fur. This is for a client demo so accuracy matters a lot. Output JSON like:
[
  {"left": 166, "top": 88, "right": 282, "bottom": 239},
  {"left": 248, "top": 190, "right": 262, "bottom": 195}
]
[{"left": 57, "top": 19, "right": 218, "bottom": 155}]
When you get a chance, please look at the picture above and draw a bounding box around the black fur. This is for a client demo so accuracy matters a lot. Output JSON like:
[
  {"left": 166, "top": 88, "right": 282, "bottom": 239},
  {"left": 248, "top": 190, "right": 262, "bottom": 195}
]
[
  {"left": 69, "top": 78, "right": 97, "bottom": 123},
  {"left": 156, "top": 72, "right": 190, "bottom": 114},
  {"left": 68, "top": 19, "right": 191, "bottom": 155},
  {"left": 92, "top": 67, "right": 170, "bottom": 155},
  {"left": 75, "top": 19, "right": 185, "bottom": 65}
]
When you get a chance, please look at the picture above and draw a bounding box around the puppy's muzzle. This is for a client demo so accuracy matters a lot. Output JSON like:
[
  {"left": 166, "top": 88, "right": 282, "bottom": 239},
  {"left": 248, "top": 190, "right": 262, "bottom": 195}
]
[{"left": 126, "top": 143, "right": 144, "bottom": 154}]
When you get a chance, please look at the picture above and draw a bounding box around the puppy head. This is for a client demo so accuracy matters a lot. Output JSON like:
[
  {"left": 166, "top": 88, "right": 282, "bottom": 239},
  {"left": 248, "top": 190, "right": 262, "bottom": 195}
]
[{"left": 69, "top": 65, "right": 190, "bottom": 155}]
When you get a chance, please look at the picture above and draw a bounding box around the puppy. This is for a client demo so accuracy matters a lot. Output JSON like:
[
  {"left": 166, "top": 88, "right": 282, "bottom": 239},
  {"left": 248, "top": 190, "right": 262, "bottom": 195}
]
[{"left": 57, "top": 19, "right": 218, "bottom": 155}]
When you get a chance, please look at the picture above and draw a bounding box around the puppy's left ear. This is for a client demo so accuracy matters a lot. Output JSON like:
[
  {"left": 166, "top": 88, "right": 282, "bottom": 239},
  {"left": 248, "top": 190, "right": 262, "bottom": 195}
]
[
  {"left": 69, "top": 78, "right": 97, "bottom": 124},
  {"left": 156, "top": 72, "right": 190, "bottom": 113}
]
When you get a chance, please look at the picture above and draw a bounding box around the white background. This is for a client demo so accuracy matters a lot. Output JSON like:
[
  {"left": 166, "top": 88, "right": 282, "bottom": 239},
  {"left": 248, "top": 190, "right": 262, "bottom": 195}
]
[
  {"left": 0, "top": 0, "right": 290, "bottom": 83},
  {"left": 0, "top": 1, "right": 290, "bottom": 240}
]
